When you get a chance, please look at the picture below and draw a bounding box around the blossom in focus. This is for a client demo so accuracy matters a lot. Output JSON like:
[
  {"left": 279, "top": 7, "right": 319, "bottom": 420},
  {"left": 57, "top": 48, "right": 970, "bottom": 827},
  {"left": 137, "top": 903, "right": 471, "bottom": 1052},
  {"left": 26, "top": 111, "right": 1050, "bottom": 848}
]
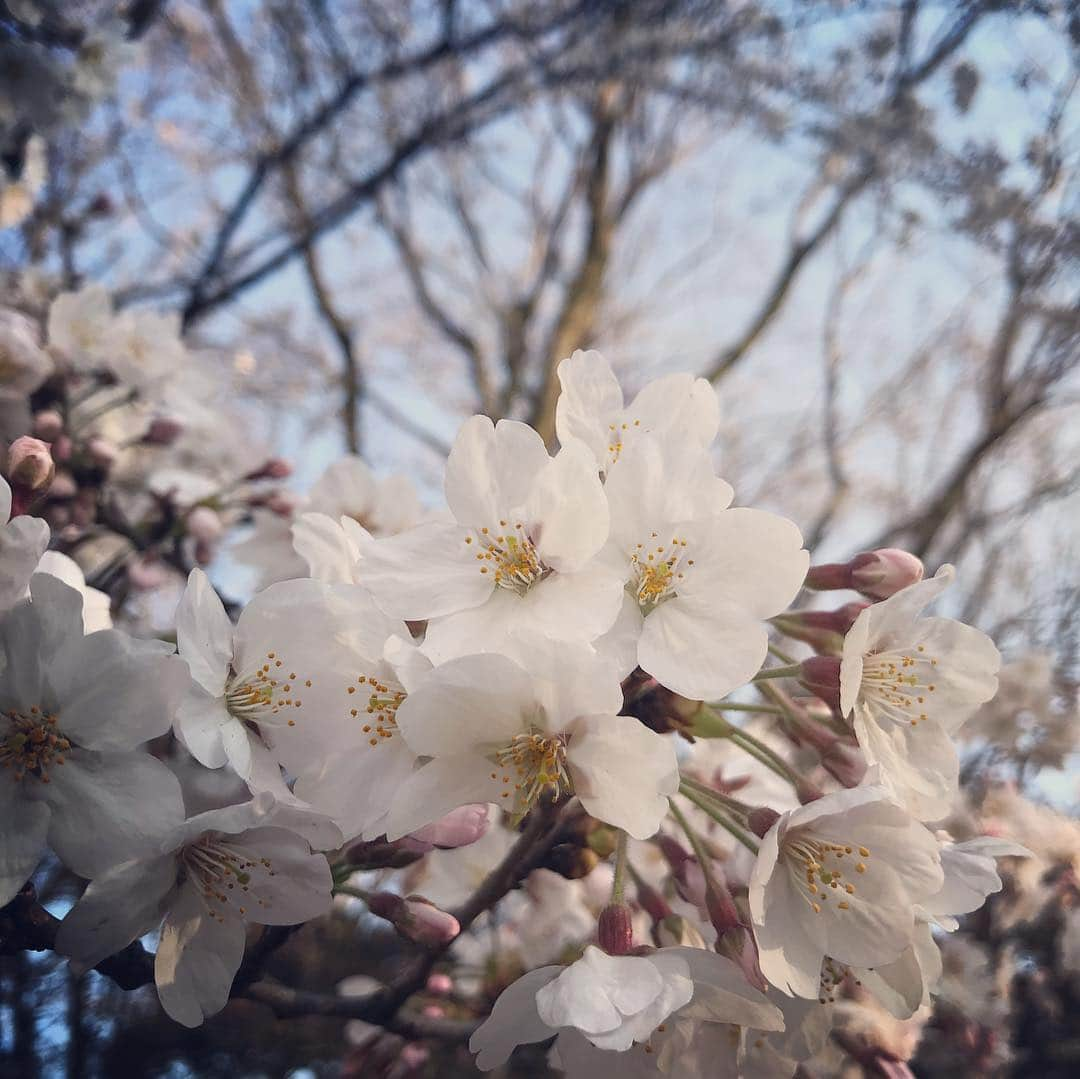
[
  {"left": 56, "top": 793, "right": 339, "bottom": 1027},
  {"left": 839, "top": 565, "right": 1001, "bottom": 820},
  {"left": 748, "top": 785, "right": 944, "bottom": 998},
  {"left": 363, "top": 416, "right": 623, "bottom": 662},
  {"left": 382, "top": 642, "right": 678, "bottom": 840},
  {"left": 0, "top": 475, "right": 49, "bottom": 611},
  {"left": 0, "top": 575, "right": 189, "bottom": 903},
  {"left": 175, "top": 568, "right": 409, "bottom": 815},
  {"left": 555, "top": 350, "right": 719, "bottom": 476},
  {"left": 598, "top": 433, "right": 809, "bottom": 699},
  {"left": 470, "top": 945, "right": 782, "bottom": 1069}
]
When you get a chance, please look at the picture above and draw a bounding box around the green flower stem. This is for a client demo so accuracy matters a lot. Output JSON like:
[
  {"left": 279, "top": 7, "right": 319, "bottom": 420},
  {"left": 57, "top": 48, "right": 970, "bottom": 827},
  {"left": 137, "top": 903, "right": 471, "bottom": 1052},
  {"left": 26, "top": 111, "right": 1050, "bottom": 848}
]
[
  {"left": 679, "top": 774, "right": 751, "bottom": 816},
  {"left": 710, "top": 700, "right": 785, "bottom": 716},
  {"left": 611, "top": 829, "right": 629, "bottom": 904},
  {"left": 767, "top": 641, "right": 799, "bottom": 665},
  {"left": 751, "top": 663, "right": 802, "bottom": 682},
  {"left": 675, "top": 786, "right": 760, "bottom": 855}
]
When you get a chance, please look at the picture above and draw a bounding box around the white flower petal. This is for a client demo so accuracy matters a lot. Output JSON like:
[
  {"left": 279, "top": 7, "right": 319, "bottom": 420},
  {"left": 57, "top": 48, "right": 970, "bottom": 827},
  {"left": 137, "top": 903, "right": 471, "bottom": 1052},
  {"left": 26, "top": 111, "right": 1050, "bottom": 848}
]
[
  {"left": 155, "top": 882, "right": 246, "bottom": 1027},
  {"left": 567, "top": 715, "right": 679, "bottom": 838},
  {"left": 0, "top": 776, "right": 50, "bottom": 905},
  {"left": 56, "top": 855, "right": 179, "bottom": 967},
  {"left": 176, "top": 568, "right": 234, "bottom": 696},
  {"left": 383, "top": 755, "right": 504, "bottom": 841},
  {"left": 470, "top": 966, "right": 561, "bottom": 1070},
  {"left": 39, "top": 750, "right": 186, "bottom": 878}
]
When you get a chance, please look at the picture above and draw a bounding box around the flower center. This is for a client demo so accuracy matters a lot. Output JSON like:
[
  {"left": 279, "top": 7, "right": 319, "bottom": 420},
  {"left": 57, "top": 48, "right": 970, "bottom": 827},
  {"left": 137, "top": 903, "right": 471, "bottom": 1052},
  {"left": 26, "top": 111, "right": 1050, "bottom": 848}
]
[
  {"left": 183, "top": 834, "right": 274, "bottom": 922},
  {"left": 349, "top": 673, "right": 406, "bottom": 747},
  {"left": 465, "top": 521, "right": 548, "bottom": 595},
  {"left": 630, "top": 532, "right": 693, "bottom": 612},
  {"left": 785, "top": 835, "right": 870, "bottom": 915},
  {"left": 225, "top": 650, "right": 309, "bottom": 730},
  {"left": 491, "top": 731, "right": 570, "bottom": 818},
  {"left": 860, "top": 644, "right": 939, "bottom": 728},
  {"left": 0, "top": 708, "right": 71, "bottom": 783},
  {"left": 606, "top": 417, "right": 642, "bottom": 465}
]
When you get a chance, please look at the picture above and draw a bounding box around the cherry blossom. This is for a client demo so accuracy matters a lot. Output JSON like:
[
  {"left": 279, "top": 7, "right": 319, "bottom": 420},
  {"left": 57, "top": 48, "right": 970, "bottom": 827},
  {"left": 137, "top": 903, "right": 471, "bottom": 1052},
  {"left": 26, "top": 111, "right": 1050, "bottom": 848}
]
[
  {"left": 362, "top": 415, "right": 623, "bottom": 662},
  {"left": 56, "top": 793, "right": 339, "bottom": 1027},
  {"left": 748, "top": 785, "right": 944, "bottom": 999},
  {"left": 599, "top": 433, "right": 809, "bottom": 698},
  {"left": 174, "top": 568, "right": 411, "bottom": 813},
  {"left": 0, "top": 574, "right": 189, "bottom": 903},
  {"left": 840, "top": 565, "right": 1001, "bottom": 820},
  {"left": 555, "top": 350, "right": 719, "bottom": 475},
  {"left": 382, "top": 642, "right": 678, "bottom": 840},
  {"left": 471, "top": 945, "right": 782, "bottom": 1069}
]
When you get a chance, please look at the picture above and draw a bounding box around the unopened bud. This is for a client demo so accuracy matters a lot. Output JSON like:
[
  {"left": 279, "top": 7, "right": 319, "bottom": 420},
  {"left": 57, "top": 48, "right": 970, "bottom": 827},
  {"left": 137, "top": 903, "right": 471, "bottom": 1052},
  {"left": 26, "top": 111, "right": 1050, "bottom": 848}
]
[
  {"left": 773, "top": 603, "right": 869, "bottom": 654},
  {"left": 143, "top": 416, "right": 184, "bottom": 445},
  {"left": 47, "top": 469, "right": 77, "bottom": 500},
  {"left": 796, "top": 778, "right": 824, "bottom": 804},
  {"left": 598, "top": 903, "right": 635, "bottom": 955},
  {"left": 626, "top": 683, "right": 703, "bottom": 737},
  {"left": 127, "top": 556, "right": 169, "bottom": 591},
  {"left": 635, "top": 878, "right": 673, "bottom": 924},
  {"left": 543, "top": 842, "right": 600, "bottom": 880},
  {"left": 704, "top": 867, "right": 741, "bottom": 935},
  {"left": 398, "top": 1045, "right": 430, "bottom": 1073},
  {"left": 747, "top": 807, "right": 781, "bottom": 839},
  {"left": 342, "top": 837, "right": 423, "bottom": 871},
  {"left": 820, "top": 739, "right": 868, "bottom": 788},
  {"left": 32, "top": 410, "right": 64, "bottom": 440},
  {"left": 425, "top": 972, "right": 453, "bottom": 996},
  {"left": 403, "top": 804, "right": 489, "bottom": 851},
  {"left": 186, "top": 505, "right": 223, "bottom": 544},
  {"left": 6, "top": 436, "right": 54, "bottom": 510},
  {"left": 849, "top": 548, "right": 924, "bottom": 599},
  {"left": 805, "top": 549, "right": 923, "bottom": 600},
  {"left": 85, "top": 435, "right": 118, "bottom": 468},
  {"left": 246, "top": 457, "right": 292, "bottom": 481},
  {"left": 799, "top": 656, "right": 842, "bottom": 711},
  {"left": 367, "top": 893, "right": 460, "bottom": 946}
]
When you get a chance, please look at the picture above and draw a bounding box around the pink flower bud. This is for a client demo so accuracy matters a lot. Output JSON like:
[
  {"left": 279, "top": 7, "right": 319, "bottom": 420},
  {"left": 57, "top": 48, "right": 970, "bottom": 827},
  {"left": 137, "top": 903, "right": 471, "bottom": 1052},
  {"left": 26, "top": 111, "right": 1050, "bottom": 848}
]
[
  {"left": 849, "top": 548, "right": 924, "bottom": 599},
  {"left": 47, "top": 469, "right": 78, "bottom": 499},
  {"left": 263, "top": 490, "right": 299, "bottom": 517},
  {"left": 805, "top": 549, "right": 923, "bottom": 600},
  {"left": 143, "top": 416, "right": 184, "bottom": 445},
  {"left": 799, "top": 655, "right": 842, "bottom": 710},
  {"left": 747, "top": 807, "right": 781, "bottom": 839},
  {"left": 796, "top": 778, "right": 824, "bottom": 804},
  {"left": 425, "top": 973, "right": 453, "bottom": 996},
  {"left": 398, "top": 1045, "right": 429, "bottom": 1072},
  {"left": 420, "top": 1004, "right": 445, "bottom": 1018},
  {"left": 598, "top": 903, "right": 635, "bottom": 955},
  {"left": 51, "top": 434, "right": 72, "bottom": 462},
  {"left": 635, "top": 878, "right": 673, "bottom": 924},
  {"left": 773, "top": 603, "right": 869, "bottom": 655},
  {"left": 6, "top": 436, "right": 54, "bottom": 510},
  {"left": 704, "top": 867, "right": 741, "bottom": 935},
  {"left": 820, "top": 739, "right": 868, "bottom": 788},
  {"left": 367, "top": 893, "right": 460, "bottom": 946},
  {"left": 85, "top": 435, "right": 117, "bottom": 468},
  {"left": 246, "top": 457, "right": 292, "bottom": 481},
  {"left": 186, "top": 505, "right": 223, "bottom": 544},
  {"left": 404, "top": 804, "right": 489, "bottom": 851},
  {"left": 32, "top": 410, "right": 64, "bottom": 440},
  {"left": 128, "top": 556, "right": 169, "bottom": 591}
]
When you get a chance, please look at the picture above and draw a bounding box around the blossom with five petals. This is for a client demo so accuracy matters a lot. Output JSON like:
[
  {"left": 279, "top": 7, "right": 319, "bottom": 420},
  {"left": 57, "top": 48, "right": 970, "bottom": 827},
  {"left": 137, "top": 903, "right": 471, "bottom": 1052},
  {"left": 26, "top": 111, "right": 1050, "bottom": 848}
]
[
  {"left": 382, "top": 641, "right": 678, "bottom": 840},
  {"left": 840, "top": 565, "right": 1001, "bottom": 820},
  {"left": 0, "top": 575, "right": 189, "bottom": 903},
  {"left": 363, "top": 416, "right": 623, "bottom": 662},
  {"left": 748, "top": 785, "right": 944, "bottom": 999}
]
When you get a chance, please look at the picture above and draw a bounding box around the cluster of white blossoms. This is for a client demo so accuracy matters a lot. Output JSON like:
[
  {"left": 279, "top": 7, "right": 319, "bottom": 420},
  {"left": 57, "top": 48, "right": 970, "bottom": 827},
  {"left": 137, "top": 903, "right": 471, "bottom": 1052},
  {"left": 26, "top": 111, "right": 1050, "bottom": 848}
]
[{"left": 1, "top": 343, "right": 1026, "bottom": 1075}]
